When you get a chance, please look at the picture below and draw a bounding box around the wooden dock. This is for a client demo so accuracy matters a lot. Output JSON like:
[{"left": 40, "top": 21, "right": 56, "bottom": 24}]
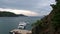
[{"left": 10, "top": 29, "right": 32, "bottom": 34}]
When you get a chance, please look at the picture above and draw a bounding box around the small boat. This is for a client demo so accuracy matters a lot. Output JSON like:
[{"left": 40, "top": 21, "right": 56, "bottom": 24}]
[{"left": 18, "top": 22, "right": 27, "bottom": 29}]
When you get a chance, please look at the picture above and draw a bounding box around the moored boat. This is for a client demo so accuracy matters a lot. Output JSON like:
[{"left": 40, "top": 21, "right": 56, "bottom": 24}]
[{"left": 18, "top": 22, "right": 27, "bottom": 29}]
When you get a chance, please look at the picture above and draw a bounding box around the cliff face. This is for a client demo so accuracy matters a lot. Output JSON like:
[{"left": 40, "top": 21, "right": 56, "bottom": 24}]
[{"left": 32, "top": 0, "right": 60, "bottom": 34}]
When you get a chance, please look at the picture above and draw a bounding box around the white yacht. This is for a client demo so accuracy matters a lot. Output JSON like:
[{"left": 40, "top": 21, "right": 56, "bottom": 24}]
[{"left": 18, "top": 22, "right": 27, "bottom": 29}]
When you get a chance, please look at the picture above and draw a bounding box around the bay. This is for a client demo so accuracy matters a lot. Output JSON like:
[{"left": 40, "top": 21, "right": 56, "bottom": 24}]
[{"left": 0, "top": 16, "right": 42, "bottom": 34}]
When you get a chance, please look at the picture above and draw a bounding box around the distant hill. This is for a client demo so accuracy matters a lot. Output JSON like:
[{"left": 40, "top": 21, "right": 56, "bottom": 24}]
[
  {"left": 17, "top": 14, "right": 27, "bottom": 17},
  {"left": 0, "top": 11, "right": 27, "bottom": 17}
]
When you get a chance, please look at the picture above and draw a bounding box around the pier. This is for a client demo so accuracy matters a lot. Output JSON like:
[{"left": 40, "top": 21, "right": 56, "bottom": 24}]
[{"left": 10, "top": 29, "right": 32, "bottom": 34}]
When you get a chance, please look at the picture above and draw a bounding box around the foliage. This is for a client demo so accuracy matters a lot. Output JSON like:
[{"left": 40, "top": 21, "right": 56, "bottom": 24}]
[
  {"left": 32, "top": 0, "right": 60, "bottom": 34},
  {"left": 51, "top": 0, "right": 60, "bottom": 29}
]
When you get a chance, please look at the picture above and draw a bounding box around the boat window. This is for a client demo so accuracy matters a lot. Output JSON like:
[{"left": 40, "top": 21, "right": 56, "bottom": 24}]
[{"left": 20, "top": 25, "right": 23, "bottom": 26}]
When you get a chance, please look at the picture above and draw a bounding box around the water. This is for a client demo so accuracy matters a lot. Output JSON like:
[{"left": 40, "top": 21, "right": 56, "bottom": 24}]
[{"left": 0, "top": 16, "right": 42, "bottom": 34}]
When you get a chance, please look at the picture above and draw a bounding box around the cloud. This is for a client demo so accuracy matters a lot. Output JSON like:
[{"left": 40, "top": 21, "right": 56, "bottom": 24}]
[
  {"left": 0, "top": 8, "right": 39, "bottom": 16},
  {"left": 0, "top": 0, "right": 56, "bottom": 16}
]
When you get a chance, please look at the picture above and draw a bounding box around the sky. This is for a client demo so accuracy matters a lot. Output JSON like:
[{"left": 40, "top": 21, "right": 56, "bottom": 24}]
[{"left": 0, "top": 0, "right": 56, "bottom": 16}]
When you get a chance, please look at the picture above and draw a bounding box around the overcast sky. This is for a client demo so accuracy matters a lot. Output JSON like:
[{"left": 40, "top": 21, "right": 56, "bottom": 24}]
[{"left": 0, "top": 0, "right": 56, "bottom": 16}]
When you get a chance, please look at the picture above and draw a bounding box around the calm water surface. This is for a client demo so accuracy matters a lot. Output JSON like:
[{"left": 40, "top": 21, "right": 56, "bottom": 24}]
[{"left": 0, "top": 17, "right": 42, "bottom": 34}]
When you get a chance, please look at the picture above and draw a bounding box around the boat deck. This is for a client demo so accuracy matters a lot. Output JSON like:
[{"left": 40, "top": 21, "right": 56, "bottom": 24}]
[{"left": 10, "top": 29, "right": 32, "bottom": 34}]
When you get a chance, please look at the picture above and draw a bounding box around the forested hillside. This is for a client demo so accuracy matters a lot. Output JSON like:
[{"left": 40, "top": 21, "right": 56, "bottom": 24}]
[{"left": 32, "top": 0, "right": 60, "bottom": 34}]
